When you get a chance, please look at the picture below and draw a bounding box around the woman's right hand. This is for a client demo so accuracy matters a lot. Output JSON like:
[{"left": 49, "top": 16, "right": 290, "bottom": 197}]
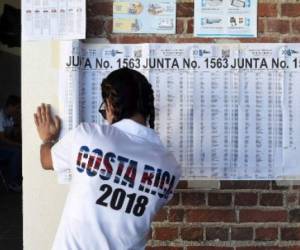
[{"left": 34, "top": 103, "right": 61, "bottom": 142}]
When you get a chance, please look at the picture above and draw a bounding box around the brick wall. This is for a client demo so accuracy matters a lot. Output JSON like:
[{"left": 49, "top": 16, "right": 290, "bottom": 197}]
[
  {"left": 147, "top": 180, "right": 300, "bottom": 249},
  {"left": 87, "top": 0, "right": 300, "bottom": 248}
]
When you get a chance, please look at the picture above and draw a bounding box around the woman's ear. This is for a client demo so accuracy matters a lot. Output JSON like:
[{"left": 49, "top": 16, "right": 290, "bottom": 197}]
[
  {"left": 106, "top": 100, "right": 114, "bottom": 113},
  {"left": 106, "top": 100, "right": 115, "bottom": 124}
]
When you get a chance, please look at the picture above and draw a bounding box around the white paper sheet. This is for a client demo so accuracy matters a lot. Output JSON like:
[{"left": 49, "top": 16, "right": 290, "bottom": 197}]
[
  {"left": 113, "top": 0, "right": 176, "bottom": 34},
  {"left": 59, "top": 42, "right": 300, "bottom": 180},
  {"left": 22, "top": 0, "right": 86, "bottom": 41},
  {"left": 194, "top": 0, "right": 257, "bottom": 38}
]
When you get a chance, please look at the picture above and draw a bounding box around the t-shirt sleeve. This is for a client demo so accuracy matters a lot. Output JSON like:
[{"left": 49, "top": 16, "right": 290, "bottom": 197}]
[{"left": 51, "top": 127, "right": 77, "bottom": 184}]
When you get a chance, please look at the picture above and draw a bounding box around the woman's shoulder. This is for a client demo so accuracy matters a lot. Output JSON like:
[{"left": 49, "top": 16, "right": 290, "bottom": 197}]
[{"left": 76, "top": 122, "right": 119, "bottom": 137}]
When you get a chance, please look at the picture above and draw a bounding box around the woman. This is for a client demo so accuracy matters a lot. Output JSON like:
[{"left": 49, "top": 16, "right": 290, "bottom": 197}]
[{"left": 34, "top": 68, "right": 181, "bottom": 250}]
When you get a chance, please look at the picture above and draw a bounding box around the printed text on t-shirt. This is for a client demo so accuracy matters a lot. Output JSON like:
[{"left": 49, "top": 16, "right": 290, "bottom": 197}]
[
  {"left": 76, "top": 145, "right": 176, "bottom": 200},
  {"left": 96, "top": 184, "right": 149, "bottom": 216}
]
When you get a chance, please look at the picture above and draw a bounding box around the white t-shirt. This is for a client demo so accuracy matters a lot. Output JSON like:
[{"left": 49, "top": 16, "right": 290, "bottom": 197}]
[{"left": 51, "top": 119, "right": 181, "bottom": 250}]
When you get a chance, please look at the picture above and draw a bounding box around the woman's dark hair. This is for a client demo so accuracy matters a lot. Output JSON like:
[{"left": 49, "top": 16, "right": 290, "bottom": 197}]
[{"left": 101, "top": 67, "right": 155, "bottom": 129}]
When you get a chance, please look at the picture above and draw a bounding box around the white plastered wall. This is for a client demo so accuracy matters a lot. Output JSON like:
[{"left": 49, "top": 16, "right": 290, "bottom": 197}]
[{"left": 22, "top": 41, "right": 69, "bottom": 250}]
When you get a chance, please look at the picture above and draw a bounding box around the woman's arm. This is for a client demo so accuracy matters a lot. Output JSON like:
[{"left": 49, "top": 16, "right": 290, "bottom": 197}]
[
  {"left": 40, "top": 142, "right": 55, "bottom": 170},
  {"left": 34, "top": 103, "right": 61, "bottom": 170}
]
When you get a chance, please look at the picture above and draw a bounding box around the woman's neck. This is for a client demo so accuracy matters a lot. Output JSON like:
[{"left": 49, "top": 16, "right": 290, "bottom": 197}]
[{"left": 130, "top": 113, "right": 146, "bottom": 126}]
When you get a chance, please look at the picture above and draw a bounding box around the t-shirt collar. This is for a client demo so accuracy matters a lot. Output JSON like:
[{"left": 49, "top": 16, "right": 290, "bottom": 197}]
[{"left": 112, "top": 119, "right": 162, "bottom": 145}]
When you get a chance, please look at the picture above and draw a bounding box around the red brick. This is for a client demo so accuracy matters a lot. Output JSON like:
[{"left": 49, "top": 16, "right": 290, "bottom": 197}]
[
  {"left": 282, "top": 36, "right": 300, "bottom": 43},
  {"left": 146, "top": 247, "right": 183, "bottom": 250},
  {"left": 187, "top": 19, "right": 193, "bottom": 34},
  {"left": 286, "top": 192, "right": 298, "bottom": 205},
  {"left": 260, "top": 193, "right": 283, "bottom": 206},
  {"left": 176, "top": 3, "right": 194, "bottom": 17},
  {"left": 258, "top": 18, "right": 265, "bottom": 34},
  {"left": 206, "top": 227, "right": 228, "bottom": 241},
  {"left": 176, "top": 19, "right": 185, "bottom": 34},
  {"left": 235, "top": 193, "right": 257, "bottom": 206},
  {"left": 267, "top": 19, "right": 290, "bottom": 34},
  {"left": 289, "top": 209, "right": 300, "bottom": 222},
  {"left": 231, "top": 227, "right": 253, "bottom": 241},
  {"left": 186, "top": 209, "right": 235, "bottom": 222},
  {"left": 293, "top": 185, "right": 300, "bottom": 190},
  {"left": 87, "top": 18, "right": 104, "bottom": 37},
  {"left": 208, "top": 193, "right": 232, "bottom": 206},
  {"left": 237, "top": 247, "right": 300, "bottom": 250},
  {"left": 255, "top": 228, "right": 278, "bottom": 241},
  {"left": 175, "top": 37, "right": 215, "bottom": 43},
  {"left": 169, "top": 209, "right": 184, "bottom": 222},
  {"left": 104, "top": 19, "right": 112, "bottom": 34},
  {"left": 181, "top": 227, "right": 203, "bottom": 241},
  {"left": 282, "top": 4, "right": 300, "bottom": 17},
  {"left": 220, "top": 181, "right": 270, "bottom": 190},
  {"left": 281, "top": 227, "right": 300, "bottom": 241},
  {"left": 108, "top": 35, "right": 168, "bottom": 43},
  {"left": 292, "top": 20, "right": 300, "bottom": 34},
  {"left": 258, "top": 3, "right": 277, "bottom": 17},
  {"left": 167, "top": 193, "right": 180, "bottom": 206},
  {"left": 176, "top": 180, "right": 188, "bottom": 189},
  {"left": 153, "top": 227, "right": 178, "bottom": 241},
  {"left": 238, "top": 37, "right": 279, "bottom": 43},
  {"left": 153, "top": 208, "right": 168, "bottom": 222},
  {"left": 182, "top": 192, "right": 205, "bottom": 206},
  {"left": 88, "top": 2, "right": 113, "bottom": 17},
  {"left": 188, "top": 247, "right": 233, "bottom": 250},
  {"left": 239, "top": 209, "right": 287, "bottom": 222}
]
